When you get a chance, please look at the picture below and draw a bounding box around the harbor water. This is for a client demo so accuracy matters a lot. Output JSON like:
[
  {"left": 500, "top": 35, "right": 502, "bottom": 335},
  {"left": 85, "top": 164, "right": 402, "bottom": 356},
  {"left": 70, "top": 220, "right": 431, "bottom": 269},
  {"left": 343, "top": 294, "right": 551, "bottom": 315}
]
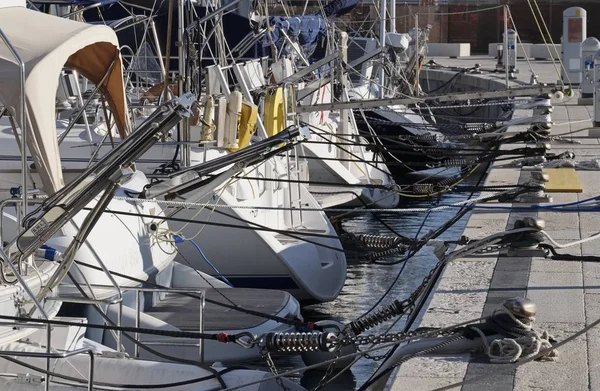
[{"left": 247, "top": 172, "right": 485, "bottom": 390}]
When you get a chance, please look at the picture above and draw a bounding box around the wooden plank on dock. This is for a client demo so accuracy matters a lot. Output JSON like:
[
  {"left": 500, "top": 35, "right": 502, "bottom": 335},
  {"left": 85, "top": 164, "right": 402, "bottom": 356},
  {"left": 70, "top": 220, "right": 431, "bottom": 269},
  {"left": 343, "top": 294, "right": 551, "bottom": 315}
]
[{"left": 542, "top": 168, "right": 583, "bottom": 193}]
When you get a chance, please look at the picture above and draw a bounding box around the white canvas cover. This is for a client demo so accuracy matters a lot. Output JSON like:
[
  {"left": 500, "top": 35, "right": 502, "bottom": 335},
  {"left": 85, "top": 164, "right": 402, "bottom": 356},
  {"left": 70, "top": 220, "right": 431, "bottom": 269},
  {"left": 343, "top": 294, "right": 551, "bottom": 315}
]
[{"left": 0, "top": 6, "right": 130, "bottom": 194}]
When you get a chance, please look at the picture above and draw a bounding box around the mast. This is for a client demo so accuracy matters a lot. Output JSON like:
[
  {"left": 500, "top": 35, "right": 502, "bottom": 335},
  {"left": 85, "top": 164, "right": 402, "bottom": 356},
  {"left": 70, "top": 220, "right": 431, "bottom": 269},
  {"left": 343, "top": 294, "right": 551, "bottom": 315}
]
[
  {"left": 379, "top": 0, "right": 386, "bottom": 98},
  {"left": 178, "top": 0, "right": 191, "bottom": 166},
  {"left": 389, "top": 0, "right": 396, "bottom": 33},
  {"left": 503, "top": 5, "right": 509, "bottom": 89}
]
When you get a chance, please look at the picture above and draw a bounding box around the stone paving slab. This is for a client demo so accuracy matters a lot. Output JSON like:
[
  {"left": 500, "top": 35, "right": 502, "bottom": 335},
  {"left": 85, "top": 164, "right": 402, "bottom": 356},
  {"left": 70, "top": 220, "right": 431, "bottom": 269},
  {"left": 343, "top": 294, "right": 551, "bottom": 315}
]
[
  {"left": 513, "top": 322, "right": 588, "bottom": 391},
  {"left": 390, "top": 57, "right": 600, "bottom": 391}
]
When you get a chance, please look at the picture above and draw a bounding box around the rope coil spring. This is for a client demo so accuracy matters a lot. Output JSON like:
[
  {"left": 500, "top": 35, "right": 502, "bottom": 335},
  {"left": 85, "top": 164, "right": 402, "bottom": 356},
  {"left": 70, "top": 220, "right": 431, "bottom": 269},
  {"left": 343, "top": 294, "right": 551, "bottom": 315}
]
[
  {"left": 355, "top": 234, "right": 406, "bottom": 249},
  {"left": 262, "top": 331, "right": 337, "bottom": 353},
  {"left": 412, "top": 183, "right": 434, "bottom": 195},
  {"left": 443, "top": 159, "right": 468, "bottom": 167},
  {"left": 365, "top": 246, "right": 408, "bottom": 262},
  {"left": 349, "top": 300, "right": 407, "bottom": 335},
  {"left": 341, "top": 232, "right": 410, "bottom": 261}
]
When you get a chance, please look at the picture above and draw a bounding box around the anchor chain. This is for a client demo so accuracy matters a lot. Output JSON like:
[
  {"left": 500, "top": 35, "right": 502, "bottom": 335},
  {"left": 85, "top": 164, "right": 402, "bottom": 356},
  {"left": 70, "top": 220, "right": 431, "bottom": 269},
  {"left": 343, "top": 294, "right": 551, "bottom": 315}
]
[
  {"left": 260, "top": 347, "right": 290, "bottom": 391},
  {"left": 310, "top": 346, "right": 342, "bottom": 391},
  {"left": 240, "top": 232, "right": 510, "bottom": 355},
  {"left": 346, "top": 324, "right": 460, "bottom": 347},
  {"left": 475, "top": 242, "right": 512, "bottom": 254}
]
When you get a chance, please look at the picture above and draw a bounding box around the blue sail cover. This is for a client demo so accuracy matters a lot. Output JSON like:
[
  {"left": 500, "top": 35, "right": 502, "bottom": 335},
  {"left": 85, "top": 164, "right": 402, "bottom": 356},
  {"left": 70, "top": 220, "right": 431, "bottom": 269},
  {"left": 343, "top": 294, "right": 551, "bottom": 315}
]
[
  {"left": 262, "top": 15, "right": 327, "bottom": 60},
  {"left": 260, "top": 0, "right": 358, "bottom": 60}
]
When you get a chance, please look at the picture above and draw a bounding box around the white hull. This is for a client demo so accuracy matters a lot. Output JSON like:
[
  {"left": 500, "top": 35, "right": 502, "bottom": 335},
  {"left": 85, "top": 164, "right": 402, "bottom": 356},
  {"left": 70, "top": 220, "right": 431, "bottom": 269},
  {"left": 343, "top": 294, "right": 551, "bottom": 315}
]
[
  {"left": 0, "top": 340, "right": 304, "bottom": 391},
  {"left": 168, "top": 182, "right": 346, "bottom": 302},
  {"left": 5, "top": 119, "right": 347, "bottom": 303},
  {"left": 298, "top": 85, "right": 400, "bottom": 209}
]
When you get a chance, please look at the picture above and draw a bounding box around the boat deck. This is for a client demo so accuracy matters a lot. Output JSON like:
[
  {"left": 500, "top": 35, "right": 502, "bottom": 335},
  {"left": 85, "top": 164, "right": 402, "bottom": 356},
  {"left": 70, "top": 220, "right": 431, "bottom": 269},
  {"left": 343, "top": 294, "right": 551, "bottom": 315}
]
[
  {"left": 308, "top": 185, "right": 361, "bottom": 208},
  {"left": 147, "top": 288, "right": 291, "bottom": 331},
  {"left": 388, "top": 56, "right": 600, "bottom": 390}
]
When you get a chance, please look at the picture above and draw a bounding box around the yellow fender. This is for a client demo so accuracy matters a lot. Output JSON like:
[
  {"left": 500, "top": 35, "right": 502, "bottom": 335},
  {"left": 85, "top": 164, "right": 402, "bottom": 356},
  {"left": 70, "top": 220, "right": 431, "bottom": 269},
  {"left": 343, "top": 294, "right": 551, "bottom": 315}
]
[
  {"left": 229, "top": 102, "right": 258, "bottom": 152},
  {"left": 264, "top": 87, "right": 285, "bottom": 136}
]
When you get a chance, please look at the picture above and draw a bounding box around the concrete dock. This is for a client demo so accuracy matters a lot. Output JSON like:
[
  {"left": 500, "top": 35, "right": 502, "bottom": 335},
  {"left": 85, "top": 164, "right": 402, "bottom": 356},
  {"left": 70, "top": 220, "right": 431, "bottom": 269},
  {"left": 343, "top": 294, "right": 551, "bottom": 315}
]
[{"left": 389, "top": 56, "right": 599, "bottom": 390}]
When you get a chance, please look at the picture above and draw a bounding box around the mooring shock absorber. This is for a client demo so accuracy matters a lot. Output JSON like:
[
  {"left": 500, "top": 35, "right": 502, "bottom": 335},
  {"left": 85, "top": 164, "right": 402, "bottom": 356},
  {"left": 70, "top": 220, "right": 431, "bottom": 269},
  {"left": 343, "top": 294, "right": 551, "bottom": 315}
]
[
  {"left": 348, "top": 299, "right": 406, "bottom": 335},
  {"left": 263, "top": 332, "right": 338, "bottom": 353},
  {"left": 357, "top": 234, "right": 404, "bottom": 249}
]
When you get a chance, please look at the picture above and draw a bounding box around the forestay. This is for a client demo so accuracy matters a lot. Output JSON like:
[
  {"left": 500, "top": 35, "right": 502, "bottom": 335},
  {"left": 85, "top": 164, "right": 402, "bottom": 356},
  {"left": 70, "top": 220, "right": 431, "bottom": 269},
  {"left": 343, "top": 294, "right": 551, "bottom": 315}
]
[{"left": 0, "top": 5, "right": 130, "bottom": 194}]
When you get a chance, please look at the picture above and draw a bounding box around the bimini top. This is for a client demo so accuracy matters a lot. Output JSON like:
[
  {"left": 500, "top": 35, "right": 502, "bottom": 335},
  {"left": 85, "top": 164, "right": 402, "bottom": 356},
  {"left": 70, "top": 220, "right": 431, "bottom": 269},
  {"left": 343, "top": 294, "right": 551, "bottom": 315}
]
[{"left": 0, "top": 6, "right": 130, "bottom": 194}]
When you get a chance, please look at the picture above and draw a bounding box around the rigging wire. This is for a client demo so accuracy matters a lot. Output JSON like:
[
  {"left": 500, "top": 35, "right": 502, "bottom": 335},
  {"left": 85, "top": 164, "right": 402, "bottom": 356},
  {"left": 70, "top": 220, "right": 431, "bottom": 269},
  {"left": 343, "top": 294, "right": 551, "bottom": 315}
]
[{"left": 357, "top": 157, "right": 492, "bottom": 387}]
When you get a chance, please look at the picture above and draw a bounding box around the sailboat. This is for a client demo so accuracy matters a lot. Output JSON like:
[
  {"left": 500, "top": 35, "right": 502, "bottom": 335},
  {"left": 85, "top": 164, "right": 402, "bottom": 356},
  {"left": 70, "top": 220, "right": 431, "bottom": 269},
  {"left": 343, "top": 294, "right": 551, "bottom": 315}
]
[
  {"left": 29, "top": 0, "right": 348, "bottom": 304},
  {"left": 0, "top": 4, "right": 310, "bottom": 386}
]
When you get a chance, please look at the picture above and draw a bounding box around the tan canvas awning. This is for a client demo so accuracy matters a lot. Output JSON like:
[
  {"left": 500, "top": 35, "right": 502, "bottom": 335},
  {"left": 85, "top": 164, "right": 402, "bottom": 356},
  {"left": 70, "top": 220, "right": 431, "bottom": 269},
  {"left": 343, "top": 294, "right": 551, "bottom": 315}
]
[{"left": 0, "top": 6, "right": 130, "bottom": 194}]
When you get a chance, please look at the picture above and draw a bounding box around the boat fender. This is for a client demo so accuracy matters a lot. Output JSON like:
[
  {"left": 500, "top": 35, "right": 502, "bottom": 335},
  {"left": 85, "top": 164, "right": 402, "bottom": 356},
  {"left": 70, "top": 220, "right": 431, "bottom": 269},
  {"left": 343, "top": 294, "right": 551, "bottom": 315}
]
[
  {"left": 229, "top": 102, "right": 258, "bottom": 152},
  {"left": 264, "top": 87, "right": 285, "bottom": 136},
  {"left": 224, "top": 91, "right": 242, "bottom": 150},
  {"left": 200, "top": 95, "right": 215, "bottom": 142}
]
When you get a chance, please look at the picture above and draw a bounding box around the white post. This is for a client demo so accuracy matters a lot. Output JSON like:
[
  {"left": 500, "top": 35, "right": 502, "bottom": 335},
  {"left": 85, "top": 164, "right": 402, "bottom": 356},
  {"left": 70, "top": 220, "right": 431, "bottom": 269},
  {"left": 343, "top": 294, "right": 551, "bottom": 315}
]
[
  {"left": 562, "top": 7, "right": 587, "bottom": 84},
  {"left": 379, "top": 0, "right": 386, "bottom": 98},
  {"left": 593, "top": 49, "right": 600, "bottom": 130}
]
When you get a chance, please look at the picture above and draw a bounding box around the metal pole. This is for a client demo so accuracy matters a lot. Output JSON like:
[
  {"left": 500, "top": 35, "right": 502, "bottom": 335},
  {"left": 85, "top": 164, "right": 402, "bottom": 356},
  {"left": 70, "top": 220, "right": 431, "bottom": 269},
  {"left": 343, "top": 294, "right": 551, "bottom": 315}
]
[
  {"left": 45, "top": 323, "right": 51, "bottom": 391},
  {"left": 178, "top": 0, "right": 191, "bottom": 167},
  {"left": 87, "top": 351, "right": 95, "bottom": 391},
  {"left": 185, "top": 0, "right": 243, "bottom": 33},
  {"left": 415, "top": 13, "right": 420, "bottom": 90},
  {"left": 379, "top": 0, "right": 386, "bottom": 98},
  {"left": 504, "top": 5, "right": 509, "bottom": 89},
  {"left": 2, "top": 254, "right": 49, "bottom": 319},
  {"left": 0, "top": 29, "right": 27, "bottom": 227},
  {"left": 150, "top": 20, "right": 167, "bottom": 82},
  {"left": 199, "top": 290, "right": 205, "bottom": 363},
  {"left": 71, "top": 70, "right": 95, "bottom": 149},
  {"left": 389, "top": 0, "right": 396, "bottom": 33},
  {"left": 135, "top": 290, "right": 140, "bottom": 358},
  {"left": 117, "top": 301, "right": 123, "bottom": 353}
]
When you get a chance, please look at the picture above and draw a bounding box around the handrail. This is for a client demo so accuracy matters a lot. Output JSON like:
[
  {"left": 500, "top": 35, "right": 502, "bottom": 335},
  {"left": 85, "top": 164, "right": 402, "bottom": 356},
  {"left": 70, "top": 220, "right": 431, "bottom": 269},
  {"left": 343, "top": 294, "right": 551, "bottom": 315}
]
[
  {"left": 0, "top": 347, "right": 95, "bottom": 391},
  {"left": 0, "top": 248, "right": 48, "bottom": 320},
  {"left": 132, "top": 288, "right": 205, "bottom": 360},
  {"left": 60, "top": 283, "right": 207, "bottom": 359},
  {"left": 0, "top": 28, "right": 27, "bottom": 230},
  {"left": 0, "top": 246, "right": 52, "bottom": 391},
  {"left": 57, "top": 58, "right": 117, "bottom": 146}
]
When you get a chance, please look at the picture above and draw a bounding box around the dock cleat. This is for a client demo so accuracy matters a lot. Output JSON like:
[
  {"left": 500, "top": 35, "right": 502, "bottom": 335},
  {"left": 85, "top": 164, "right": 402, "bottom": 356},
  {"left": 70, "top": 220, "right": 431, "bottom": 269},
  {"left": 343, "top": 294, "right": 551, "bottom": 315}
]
[
  {"left": 504, "top": 218, "right": 547, "bottom": 257},
  {"left": 514, "top": 171, "right": 553, "bottom": 203}
]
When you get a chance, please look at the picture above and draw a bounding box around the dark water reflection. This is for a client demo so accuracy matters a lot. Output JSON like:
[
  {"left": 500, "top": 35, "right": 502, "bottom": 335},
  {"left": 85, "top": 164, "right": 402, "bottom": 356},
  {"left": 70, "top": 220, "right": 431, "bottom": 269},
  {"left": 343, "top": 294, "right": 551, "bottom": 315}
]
[{"left": 252, "top": 174, "right": 483, "bottom": 390}]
